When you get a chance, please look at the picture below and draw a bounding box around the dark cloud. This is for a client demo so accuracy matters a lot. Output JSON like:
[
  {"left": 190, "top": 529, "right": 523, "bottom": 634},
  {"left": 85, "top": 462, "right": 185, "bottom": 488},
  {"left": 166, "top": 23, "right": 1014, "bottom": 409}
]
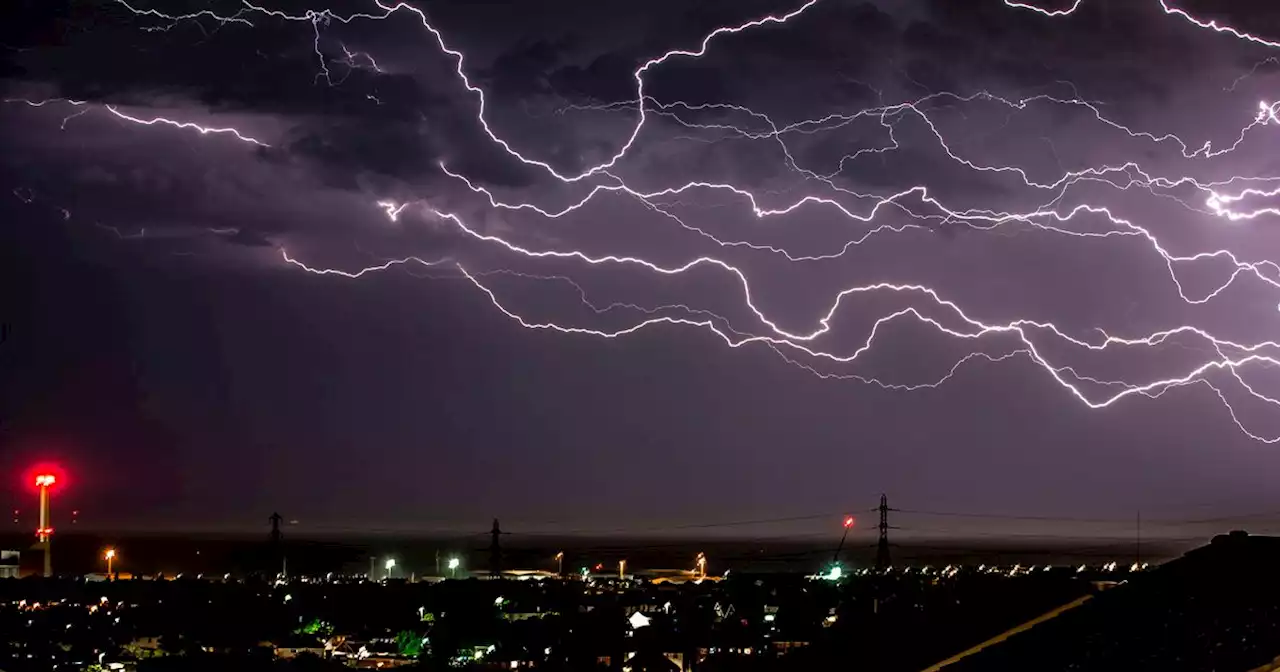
[
  {"left": 282, "top": 118, "right": 439, "bottom": 188},
  {"left": 481, "top": 39, "right": 569, "bottom": 99},
  {"left": 548, "top": 52, "right": 646, "bottom": 104},
  {"left": 220, "top": 228, "right": 275, "bottom": 248},
  {"left": 885, "top": 1, "right": 1231, "bottom": 108},
  {"left": 3, "top": 0, "right": 1280, "bottom": 534}
]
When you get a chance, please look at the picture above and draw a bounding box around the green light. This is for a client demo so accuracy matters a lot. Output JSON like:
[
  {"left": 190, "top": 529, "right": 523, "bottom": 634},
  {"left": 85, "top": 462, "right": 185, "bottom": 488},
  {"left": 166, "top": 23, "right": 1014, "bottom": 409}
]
[{"left": 824, "top": 565, "right": 843, "bottom": 581}]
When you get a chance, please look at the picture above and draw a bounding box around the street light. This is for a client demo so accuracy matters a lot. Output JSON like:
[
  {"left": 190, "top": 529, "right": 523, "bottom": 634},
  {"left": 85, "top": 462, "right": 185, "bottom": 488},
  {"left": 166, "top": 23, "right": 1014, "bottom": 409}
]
[
  {"left": 555, "top": 552, "right": 564, "bottom": 576},
  {"left": 104, "top": 549, "right": 116, "bottom": 578},
  {"left": 695, "top": 552, "right": 707, "bottom": 580},
  {"left": 448, "top": 557, "right": 460, "bottom": 578},
  {"left": 384, "top": 558, "right": 396, "bottom": 580}
]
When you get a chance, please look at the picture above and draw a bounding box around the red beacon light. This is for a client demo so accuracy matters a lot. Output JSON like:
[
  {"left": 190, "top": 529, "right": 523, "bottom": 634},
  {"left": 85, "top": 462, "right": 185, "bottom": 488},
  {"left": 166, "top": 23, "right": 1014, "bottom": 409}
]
[
  {"left": 844, "top": 516, "right": 855, "bottom": 528},
  {"left": 35, "top": 474, "right": 56, "bottom": 488}
]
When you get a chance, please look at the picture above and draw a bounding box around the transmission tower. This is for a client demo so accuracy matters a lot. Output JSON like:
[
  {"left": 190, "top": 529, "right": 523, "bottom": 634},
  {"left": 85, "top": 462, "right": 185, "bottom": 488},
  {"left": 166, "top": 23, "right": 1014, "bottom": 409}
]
[
  {"left": 489, "top": 518, "right": 502, "bottom": 578},
  {"left": 876, "top": 494, "right": 892, "bottom": 570},
  {"left": 269, "top": 512, "right": 285, "bottom": 577}
]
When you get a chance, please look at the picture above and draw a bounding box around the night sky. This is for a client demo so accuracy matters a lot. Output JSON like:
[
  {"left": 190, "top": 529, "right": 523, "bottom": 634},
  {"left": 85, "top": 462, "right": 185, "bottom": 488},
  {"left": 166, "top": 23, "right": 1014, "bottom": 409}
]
[{"left": 3, "top": 0, "right": 1280, "bottom": 543}]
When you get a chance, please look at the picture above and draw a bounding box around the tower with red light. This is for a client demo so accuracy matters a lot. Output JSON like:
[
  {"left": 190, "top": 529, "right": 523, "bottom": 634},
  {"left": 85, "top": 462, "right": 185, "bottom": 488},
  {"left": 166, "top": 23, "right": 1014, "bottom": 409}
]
[
  {"left": 831, "top": 514, "right": 856, "bottom": 569},
  {"left": 34, "top": 473, "right": 56, "bottom": 577}
]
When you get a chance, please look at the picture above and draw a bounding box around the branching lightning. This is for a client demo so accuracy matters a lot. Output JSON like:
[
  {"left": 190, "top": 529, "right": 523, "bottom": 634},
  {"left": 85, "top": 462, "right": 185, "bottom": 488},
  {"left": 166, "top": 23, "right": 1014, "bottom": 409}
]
[
  {"left": 4, "top": 97, "right": 268, "bottom": 145},
  {"left": 12, "top": 0, "right": 1280, "bottom": 442}
]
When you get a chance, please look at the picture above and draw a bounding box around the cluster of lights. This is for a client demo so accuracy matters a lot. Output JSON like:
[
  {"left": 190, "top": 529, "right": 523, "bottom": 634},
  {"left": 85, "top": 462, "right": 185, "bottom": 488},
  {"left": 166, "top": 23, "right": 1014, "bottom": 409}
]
[{"left": 803, "top": 562, "right": 1151, "bottom": 580}]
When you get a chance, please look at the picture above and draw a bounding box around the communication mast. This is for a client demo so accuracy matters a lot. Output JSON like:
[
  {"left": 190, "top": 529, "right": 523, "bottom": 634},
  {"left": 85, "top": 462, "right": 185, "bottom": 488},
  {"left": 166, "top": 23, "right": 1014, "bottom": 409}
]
[
  {"left": 489, "top": 519, "right": 502, "bottom": 577},
  {"left": 269, "top": 512, "right": 285, "bottom": 578},
  {"left": 34, "top": 474, "right": 56, "bottom": 577}
]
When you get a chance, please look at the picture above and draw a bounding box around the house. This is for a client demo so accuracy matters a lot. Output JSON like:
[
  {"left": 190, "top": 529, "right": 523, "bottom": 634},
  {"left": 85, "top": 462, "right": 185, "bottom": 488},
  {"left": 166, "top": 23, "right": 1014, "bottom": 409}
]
[
  {"left": 0, "top": 551, "right": 18, "bottom": 578},
  {"left": 273, "top": 634, "right": 327, "bottom": 659},
  {"left": 123, "top": 636, "right": 167, "bottom": 660},
  {"left": 348, "top": 655, "right": 417, "bottom": 668}
]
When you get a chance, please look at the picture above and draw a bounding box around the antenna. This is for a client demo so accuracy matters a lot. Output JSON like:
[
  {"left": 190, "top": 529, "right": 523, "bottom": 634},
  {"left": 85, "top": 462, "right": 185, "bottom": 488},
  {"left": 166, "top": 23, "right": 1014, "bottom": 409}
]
[
  {"left": 269, "top": 512, "right": 284, "bottom": 578},
  {"left": 833, "top": 515, "right": 855, "bottom": 564},
  {"left": 489, "top": 519, "right": 502, "bottom": 578}
]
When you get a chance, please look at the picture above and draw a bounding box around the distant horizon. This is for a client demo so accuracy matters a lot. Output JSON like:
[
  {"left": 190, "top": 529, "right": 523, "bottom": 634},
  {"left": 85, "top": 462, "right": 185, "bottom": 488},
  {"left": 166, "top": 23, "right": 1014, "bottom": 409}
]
[
  {"left": 0, "top": 527, "right": 1217, "bottom": 564},
  {"left": 0, "top": 525, "right": 1225, "bottom": 545}
]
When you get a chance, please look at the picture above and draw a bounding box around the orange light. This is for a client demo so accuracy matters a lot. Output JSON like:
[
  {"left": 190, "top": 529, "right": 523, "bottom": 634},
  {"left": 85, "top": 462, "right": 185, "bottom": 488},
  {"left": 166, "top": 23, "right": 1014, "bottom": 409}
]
[
  {"left": 35, "top": 474, "right": 56, "bottom": 488},
  {"left": 104, "top": 549, "right": 116, "bottom": 560},
  {"left": 843, "top": 516, "right": 855, "bottom": 528}
]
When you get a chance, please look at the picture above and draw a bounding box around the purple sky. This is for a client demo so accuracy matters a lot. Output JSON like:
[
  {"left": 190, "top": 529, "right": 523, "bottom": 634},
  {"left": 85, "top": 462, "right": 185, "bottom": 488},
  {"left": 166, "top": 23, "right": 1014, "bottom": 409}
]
[{"left": 3, "top": 0, "right": 1280, "bottom": 545}]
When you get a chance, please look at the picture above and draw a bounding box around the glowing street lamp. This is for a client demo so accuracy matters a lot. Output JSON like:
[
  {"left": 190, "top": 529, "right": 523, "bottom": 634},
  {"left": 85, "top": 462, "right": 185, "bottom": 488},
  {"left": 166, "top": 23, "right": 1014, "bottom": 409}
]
[
  {"left": 104, "top": 549, "right": 116, "bottom": 577},
  {"left": 695, "top": 552, "right": 707, "bottom": 580},
  {"left": 555, "top": 551, "right": 564, "bottom": 576},
  {"left": 384, "top": 558, "right": 396, "bottom": 580},
  {"left": 448, "top": 557, "right": 460, "bottom": 578}
]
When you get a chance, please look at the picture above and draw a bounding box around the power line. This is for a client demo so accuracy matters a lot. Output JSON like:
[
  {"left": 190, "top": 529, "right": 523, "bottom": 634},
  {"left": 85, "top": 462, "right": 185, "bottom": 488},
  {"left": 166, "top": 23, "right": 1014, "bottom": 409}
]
[
  {"left": 895, "top": 509, "right": 1131, "bottom": 524},
  {"left": 510, "top": 511, "right": 863, "bottom": 537}
]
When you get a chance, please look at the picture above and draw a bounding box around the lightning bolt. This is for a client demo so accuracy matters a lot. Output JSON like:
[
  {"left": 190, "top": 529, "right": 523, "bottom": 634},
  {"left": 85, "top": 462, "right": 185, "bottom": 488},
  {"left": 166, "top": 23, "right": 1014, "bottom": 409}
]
[
  {"left": 101, "top": 106, "right": 269, "bottom": 146},
  {"left": 4, "top": 97, "right": 268, "bottom": 146},
  {"left": 1006, "top": 1, "right": 1280, "bottom": 50},
  {"left": 16, "top": 0, "right": 1280, "bottom": 443}
]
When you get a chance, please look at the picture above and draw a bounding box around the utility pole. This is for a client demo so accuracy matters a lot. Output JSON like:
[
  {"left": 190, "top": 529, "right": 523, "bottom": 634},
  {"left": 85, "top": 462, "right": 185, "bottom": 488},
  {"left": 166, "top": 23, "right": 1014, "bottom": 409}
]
[
  {"left": 269, "top": 512, "right": 284, "bottom": 578},
  {"left": 1136, "top": 510, "right": 1142, "bottom": 567},
  {"left": 876, "top": 494, "right": 892, "bottom": 570},
  {"left": 489, "top": 519, "right": 502, "bottom": 578}
]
